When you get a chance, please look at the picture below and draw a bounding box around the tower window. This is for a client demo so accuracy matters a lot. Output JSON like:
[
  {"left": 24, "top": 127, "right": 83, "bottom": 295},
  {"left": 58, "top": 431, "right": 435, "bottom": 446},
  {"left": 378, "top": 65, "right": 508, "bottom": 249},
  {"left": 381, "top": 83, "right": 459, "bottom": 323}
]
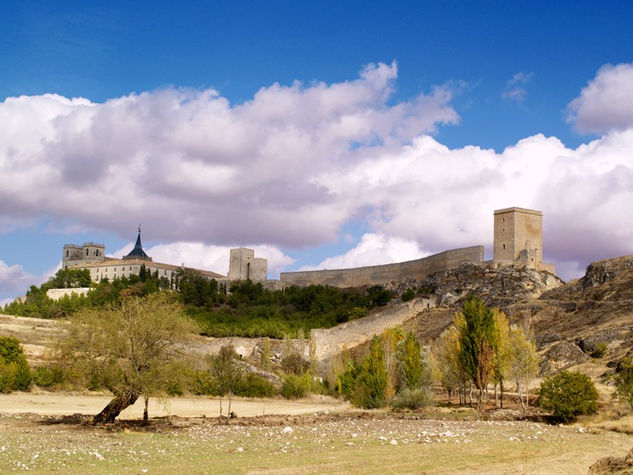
[
  {"left": 66, "top": 250, "right": 69, "bottom": 257},
  {"left": 86, "top": 249, "right": 89, "bottom": 256},
  {"left": 503, "top": 244, "right": 506, "bottom": 250}
]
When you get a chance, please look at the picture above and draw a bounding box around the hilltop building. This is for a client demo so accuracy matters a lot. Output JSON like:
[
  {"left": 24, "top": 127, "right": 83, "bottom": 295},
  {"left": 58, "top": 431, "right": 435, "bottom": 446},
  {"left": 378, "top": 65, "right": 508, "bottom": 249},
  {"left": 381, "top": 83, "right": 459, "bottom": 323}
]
[
  {"left": 61, "top": 207, "right": 554, "bottom": 292},
  {"left": 63, "top": 229, "right": 229, "bottom": 285}
]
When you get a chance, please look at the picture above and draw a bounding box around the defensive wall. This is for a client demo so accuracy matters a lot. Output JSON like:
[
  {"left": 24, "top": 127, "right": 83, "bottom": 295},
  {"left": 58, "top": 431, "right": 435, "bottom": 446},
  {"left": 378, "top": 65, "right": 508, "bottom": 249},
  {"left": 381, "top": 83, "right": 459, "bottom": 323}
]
[{"left": 279, "top": 246, "right": 484, "bottom": 288}]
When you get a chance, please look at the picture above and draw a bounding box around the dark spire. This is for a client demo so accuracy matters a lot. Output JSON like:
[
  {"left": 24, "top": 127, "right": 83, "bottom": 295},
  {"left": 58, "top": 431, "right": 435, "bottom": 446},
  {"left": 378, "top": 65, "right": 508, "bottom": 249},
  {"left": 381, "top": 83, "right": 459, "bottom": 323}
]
[{"left": 123, "top": 226, "right": 151, "bottom": 260}]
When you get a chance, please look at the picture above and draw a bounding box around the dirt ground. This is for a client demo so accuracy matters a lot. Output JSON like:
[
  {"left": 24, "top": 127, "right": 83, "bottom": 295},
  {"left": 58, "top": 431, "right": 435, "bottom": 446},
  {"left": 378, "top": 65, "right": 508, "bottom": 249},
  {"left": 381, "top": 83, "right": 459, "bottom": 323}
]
[
  {"left": 1, "top": 394, "right": 633, "bottom": 474},
  {"left": 0, "top": 392, "right": 349, "bottom": 419}
]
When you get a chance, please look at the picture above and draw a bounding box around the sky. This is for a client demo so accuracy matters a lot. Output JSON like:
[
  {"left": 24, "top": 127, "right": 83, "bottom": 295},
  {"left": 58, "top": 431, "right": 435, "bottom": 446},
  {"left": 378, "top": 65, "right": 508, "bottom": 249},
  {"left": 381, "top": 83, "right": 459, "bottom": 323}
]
[{"left": 1, "top": 0, "right": 633, "bottom": 304}]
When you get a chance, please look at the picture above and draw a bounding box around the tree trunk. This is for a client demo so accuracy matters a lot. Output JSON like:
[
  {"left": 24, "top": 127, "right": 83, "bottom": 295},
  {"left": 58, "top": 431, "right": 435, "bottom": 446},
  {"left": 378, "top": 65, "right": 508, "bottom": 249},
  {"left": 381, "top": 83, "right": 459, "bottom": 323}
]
[
  {"left": 517, "top": 380, "right": 525, "bottom": 413},
  {"left": 500, "top": 380, "right": 504, "bottom": 409},
  {"left": 468, "top": 383, "right": 473, "bottom": 409},
  {"left": 143, "top": 395, "right": 149, "bottom": 424},
  {"left": 94, "top": 390, "right": 139, "bottom": 424}
]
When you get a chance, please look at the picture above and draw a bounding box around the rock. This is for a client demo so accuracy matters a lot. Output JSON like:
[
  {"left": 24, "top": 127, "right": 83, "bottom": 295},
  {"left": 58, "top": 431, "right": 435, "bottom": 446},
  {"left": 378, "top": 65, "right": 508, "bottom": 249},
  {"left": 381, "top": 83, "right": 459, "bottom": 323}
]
[
  {"left": 416, "top": 263, "right": 563, "bottom": 310},
  {"left": 581, "top": 256, "right": 633, "bottom": 289},
  {"left": 589, "top": 446, "right": 633, "bottom": 473},
  {"left": 281, "top": 426, "right": 293, "bottom": 434},
  {"left": 540, "top": 341, "right": 589, "bottom": 376}
]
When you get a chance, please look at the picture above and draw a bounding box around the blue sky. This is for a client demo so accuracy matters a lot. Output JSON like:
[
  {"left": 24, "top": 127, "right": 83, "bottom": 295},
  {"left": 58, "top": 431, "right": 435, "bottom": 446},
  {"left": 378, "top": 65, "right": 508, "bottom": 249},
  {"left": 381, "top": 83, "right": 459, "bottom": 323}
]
[{"left": 2, "top": 1, "right": 633, "bottom": 303}]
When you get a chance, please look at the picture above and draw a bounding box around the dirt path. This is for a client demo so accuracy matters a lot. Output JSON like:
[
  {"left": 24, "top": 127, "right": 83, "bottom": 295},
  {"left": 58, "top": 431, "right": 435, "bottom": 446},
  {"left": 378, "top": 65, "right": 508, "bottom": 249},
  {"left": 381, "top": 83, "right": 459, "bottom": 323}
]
[{"left": 0, "top": 393, "right": 350, "bottom": 419}]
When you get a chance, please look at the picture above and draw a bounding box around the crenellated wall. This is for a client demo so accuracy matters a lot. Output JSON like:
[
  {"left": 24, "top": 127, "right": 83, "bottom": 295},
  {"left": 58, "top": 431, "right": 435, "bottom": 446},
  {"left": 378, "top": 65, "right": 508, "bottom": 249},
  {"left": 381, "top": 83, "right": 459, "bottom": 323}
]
[{"left": 279, "top": 246, "right": 484, "bottom": 288}]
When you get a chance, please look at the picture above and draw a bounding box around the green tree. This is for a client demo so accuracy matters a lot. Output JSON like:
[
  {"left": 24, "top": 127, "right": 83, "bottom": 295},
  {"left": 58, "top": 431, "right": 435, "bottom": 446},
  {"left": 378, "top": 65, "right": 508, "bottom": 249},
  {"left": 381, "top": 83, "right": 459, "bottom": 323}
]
[
  {"left": 0, "top": 337, "right": 31, "bottom": 392},
  {"left": 538, "top": 371, "right": 599, "bottom": 422},
  {"left": 457, "top": 295, "right": 497, "bottom": 411},
  {"left": 352, "top": 336, "right": 387, "bottom": 408},
  {"left": 614, "top": 359, "right": 633, "bottom": 408},
  {"left": 491, "top": 310, "right": 512, "bottom": 408},
  {"left": 56, "top": 295, "right": 194, "bottom": 423},
  {"left": 432, "top": 316, "right": 467, "bottom": 404},
  {"left": 211, "top": 345, "right": 242, "bottom": 417},
  {"left": 395, "top": 331, "right": 424, "bottom": 391},
  {"left": 508, "top": 325, "right": 539, "bottom": 412}
]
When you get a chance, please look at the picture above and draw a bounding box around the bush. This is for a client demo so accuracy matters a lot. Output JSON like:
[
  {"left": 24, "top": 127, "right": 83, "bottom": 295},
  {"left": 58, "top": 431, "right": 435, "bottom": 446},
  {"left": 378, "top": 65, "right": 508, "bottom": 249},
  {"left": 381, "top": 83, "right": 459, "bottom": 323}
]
[
  {"left": 235, "top": 373, "right": 277, "bottom": 398},
  {"left": 336, "top": 360, "right": 360, "bottom": 399},
  {"left": 0, "top": 337, "right": 31, "bottom": 392},
  {"left": 352, "top": 336, "right": 387, "bottom": 409},
  {"left": 590, "top": 343, "right": 608, "bottom": 359},
  {"left": 32, "top": 365, "right": 65, "bottom": 388},
  {"left": 281, "top": 353, "right": 310, "bottom": 375},
  {"left": 614, "top": 359, "right": 633, "bottom": 408},
  {"left": 538, "top": 371, "right": 599, "bottom": 422},
  {"left": 281, "top": 374, "right": 308, "bottom": 399},
  {"left": 188, "top": 370, "right": 217, "bottom": 395},
  {"left": 391, "top": 387, "right": 433, "bottom": 410},
  {"left": 401, "top": 288, "right": 416, "bottom": 302}
]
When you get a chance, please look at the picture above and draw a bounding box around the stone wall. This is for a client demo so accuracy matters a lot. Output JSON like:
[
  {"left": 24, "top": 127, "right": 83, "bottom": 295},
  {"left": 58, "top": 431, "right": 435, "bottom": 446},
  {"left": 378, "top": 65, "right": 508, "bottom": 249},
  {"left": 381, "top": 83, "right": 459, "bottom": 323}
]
[
  {"left": 279, "top": 246, "right": 484, "bottom": 288},
  {"left": 46, "top": 288, "right": 91, "bottom": 301}
]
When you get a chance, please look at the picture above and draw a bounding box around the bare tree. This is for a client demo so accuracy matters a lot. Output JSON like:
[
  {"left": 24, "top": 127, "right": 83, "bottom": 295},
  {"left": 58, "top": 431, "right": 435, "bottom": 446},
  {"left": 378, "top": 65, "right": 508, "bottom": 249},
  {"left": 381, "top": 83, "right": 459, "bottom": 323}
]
[{"left": 57, "top": 294, "right": 194, "bottom": 423}]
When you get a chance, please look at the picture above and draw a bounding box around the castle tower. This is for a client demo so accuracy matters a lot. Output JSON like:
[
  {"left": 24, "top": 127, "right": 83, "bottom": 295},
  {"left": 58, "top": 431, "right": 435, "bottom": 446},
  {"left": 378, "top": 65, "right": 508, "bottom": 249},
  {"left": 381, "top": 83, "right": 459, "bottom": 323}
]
[
  {"left": 493, "top": 207, "right": 543, "bottom": 268},
  {"left": 228, "top": 248, "right": 268, "bottom": 282},
  {"left": 62, "top": 242, "right": 105, "bottom": 269}
]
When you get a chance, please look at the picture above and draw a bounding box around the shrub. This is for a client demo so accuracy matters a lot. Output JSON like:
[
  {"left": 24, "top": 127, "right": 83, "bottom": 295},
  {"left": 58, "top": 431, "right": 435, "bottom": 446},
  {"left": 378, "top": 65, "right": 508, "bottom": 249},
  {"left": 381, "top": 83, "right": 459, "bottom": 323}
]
[
  {"left": 590, "top": 343, "right": 608, "bottom": 359},
  {"left": 281, "top": 374, "right": 308, "bottom": 399},
  {"left": 538, "top": 371, "right": 599, "bottom": 422},
  {"left": 32, "top": 365, "right": 65, "bottom": 388},
  {"left": 391, "top": 387, "right": 433, "bottom": 410},
  {"left": 402, "top": 288, "right": 416, "bottom": 302},
  {"left": 188, "top": 370, "right": 217, "bottom": 396},
  {"left": 235, "top": 373, "right": 277, "bottom": 398},
  {"left": 614, "top": 359, "right": 633, "bottom": 408},
  {"left": 336, "top": 360, "right": 360, "bottom": 399},
  {"left": 0, "top": 337, "right": 31, "bottom": 392},
  {"left": 352, "top": 336, "right": 387, "bottom": 409},
  {"left": 281, "top": 353, "right": 310, "bottom": 375}
]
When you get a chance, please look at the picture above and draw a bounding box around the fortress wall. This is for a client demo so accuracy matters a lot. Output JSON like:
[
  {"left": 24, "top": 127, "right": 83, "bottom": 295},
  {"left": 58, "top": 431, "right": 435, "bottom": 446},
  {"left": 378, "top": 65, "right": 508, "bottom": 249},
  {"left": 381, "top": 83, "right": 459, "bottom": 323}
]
[{"left": 279, "top": 246, "right": 484, "bottom": 288}]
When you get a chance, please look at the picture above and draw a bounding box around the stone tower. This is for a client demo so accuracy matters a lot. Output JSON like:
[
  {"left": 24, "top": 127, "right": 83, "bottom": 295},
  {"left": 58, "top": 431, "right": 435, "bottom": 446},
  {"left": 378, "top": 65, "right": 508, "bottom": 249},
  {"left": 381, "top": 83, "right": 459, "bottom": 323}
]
[
  {"left": 493, "top": 207, "right": 543, "bottom": 268},
  {"left": 228, "top": 248, "right": 268, "bottom": 282},
  {"left": 62, "top": 242, "right": 106, "bottom": 269}
]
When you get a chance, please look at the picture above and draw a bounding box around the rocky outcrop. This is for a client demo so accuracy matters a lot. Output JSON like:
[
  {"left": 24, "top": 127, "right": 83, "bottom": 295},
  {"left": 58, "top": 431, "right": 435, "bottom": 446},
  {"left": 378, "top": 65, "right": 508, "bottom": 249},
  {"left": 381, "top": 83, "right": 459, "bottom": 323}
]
[
  {"left": 417, "top": 263, "right": 563, "bottom": 310},
  {"left": 589, "top": 447, "right": 633, "bottom": 474},
  {"left": 581, "top": 256, "right": 633, "bottom": 289},
  {"left": 539, "top": 341, "right": 589, "bottom": 376}
]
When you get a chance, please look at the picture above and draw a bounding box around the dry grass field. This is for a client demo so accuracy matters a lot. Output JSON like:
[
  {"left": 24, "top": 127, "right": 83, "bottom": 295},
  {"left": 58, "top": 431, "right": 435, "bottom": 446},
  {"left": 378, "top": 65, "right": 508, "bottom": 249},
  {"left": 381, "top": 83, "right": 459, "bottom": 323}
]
[{"left": 1, "top": 394, "right": 632, "bottom": 474}]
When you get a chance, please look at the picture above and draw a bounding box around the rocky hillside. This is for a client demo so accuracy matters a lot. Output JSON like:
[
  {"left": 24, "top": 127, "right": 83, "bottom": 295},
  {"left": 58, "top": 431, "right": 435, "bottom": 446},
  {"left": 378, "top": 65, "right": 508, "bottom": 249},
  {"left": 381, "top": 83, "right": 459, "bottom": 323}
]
[{"left": 405, "top": 256, "right": 633, "bottom": 377}]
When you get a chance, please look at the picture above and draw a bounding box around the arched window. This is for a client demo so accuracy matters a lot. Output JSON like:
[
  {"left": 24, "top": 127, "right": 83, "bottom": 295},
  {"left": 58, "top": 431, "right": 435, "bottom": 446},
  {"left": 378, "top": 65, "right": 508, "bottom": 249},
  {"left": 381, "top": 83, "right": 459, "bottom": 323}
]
[{"left": 86, "top": 249, "right": 89, "bottom": 256}]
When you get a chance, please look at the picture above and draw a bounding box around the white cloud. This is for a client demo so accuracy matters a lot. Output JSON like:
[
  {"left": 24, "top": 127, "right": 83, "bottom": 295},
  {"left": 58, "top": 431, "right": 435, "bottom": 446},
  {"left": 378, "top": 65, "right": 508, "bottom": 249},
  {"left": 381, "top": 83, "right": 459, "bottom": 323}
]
[
  {"left": 111, "top": 241, "right": 295, "bottom": 278},
  {"left": 315, "top": 128, "right": 633, "bottom": 280},
  {"left": 0, "top": 259, "right": 49, "bottom": 302},
  {"left": 567, "top": 62, "right": 633, "bottom": 133},
  {"left": 0, "top": 62, "right": 458, "bottom": 248},
  {"left": 3, "top": 62, "right": 633, "bottom": 284},
  {"left": 502, "top": 72, "right": 534, "bottom": 103},
  {"left": 301, "top": 233, "right": 428, "bottom": 271}
]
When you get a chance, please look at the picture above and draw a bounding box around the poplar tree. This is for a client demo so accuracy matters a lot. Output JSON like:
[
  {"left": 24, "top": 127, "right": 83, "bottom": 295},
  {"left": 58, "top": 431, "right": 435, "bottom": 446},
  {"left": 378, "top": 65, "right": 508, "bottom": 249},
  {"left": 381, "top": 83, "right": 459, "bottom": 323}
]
[
  {"left": 457, "top": 295, "right": 497, "bottom": 412},
  {"left": 353, "top": 336, "right": 387, "bottom": 408}
]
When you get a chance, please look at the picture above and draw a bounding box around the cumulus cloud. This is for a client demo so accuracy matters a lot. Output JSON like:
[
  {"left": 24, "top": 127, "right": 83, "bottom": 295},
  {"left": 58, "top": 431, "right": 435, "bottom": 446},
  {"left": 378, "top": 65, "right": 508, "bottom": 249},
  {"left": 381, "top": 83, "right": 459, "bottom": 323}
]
[
  {"left": 502, "top": 72, "right": 534, "bottom": 103},
  {"left": 301, "top": 233, "right": 428, "bottom": 271},
  {"left": 567, "top": 63, "right": 633, "bottom": 133},
  {"left": 0, "top": 62, "right": 458, "bottom": 246},
  {"left": 2, "top": 62, "right": 633, "bottom": 285},
  {"left": 0, "top": 259, "right": 58, "bottom": 303},
  {"left": 110, "top": 241, "right": 295, "bottom": 278}
]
